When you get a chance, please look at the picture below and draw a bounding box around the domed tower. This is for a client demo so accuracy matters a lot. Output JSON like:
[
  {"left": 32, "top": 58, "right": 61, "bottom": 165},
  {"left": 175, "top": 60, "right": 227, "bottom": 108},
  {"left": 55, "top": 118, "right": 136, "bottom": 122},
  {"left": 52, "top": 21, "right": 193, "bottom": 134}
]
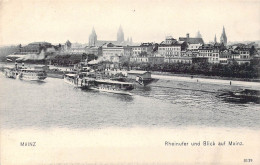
[
  {"left": 117, "top": 25, "right": 124, "bottom": 43},
  {"left": 220, "top": 26, "right": 227, "bottom": 46},
  {"left": 89, "top": 27, "right": 97, "bottom": 46}
]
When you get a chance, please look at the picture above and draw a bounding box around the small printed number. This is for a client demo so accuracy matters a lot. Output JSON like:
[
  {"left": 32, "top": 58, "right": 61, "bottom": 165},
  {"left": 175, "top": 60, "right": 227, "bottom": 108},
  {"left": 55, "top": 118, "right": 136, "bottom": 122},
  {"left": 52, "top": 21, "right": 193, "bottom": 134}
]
[{"left": 244, "top": 159, "right": 253, "bottom": 163}]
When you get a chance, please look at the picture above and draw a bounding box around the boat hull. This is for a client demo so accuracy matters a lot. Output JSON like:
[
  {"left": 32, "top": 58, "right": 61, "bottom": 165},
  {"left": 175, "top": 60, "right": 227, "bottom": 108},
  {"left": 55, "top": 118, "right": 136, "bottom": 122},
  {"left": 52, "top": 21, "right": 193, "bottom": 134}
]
[
  {"left": 64, "top": 77, "right": 84, "bottom": 88},
  {"left": 18, "top": 73, "right": 47, "bottom": 81},
  {"left": 4, "top": 70, "right": 17, "bottom": 79},
  {"left": 88, "top": 86, "right": 132, "bottom": 95}
]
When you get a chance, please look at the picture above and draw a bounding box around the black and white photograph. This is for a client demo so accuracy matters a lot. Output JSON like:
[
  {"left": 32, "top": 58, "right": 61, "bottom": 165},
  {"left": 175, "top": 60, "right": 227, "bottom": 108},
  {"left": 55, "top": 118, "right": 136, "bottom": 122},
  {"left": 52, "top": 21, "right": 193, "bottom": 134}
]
[{"left": 0, "top": 0, "right": 260, "bottom": 164}]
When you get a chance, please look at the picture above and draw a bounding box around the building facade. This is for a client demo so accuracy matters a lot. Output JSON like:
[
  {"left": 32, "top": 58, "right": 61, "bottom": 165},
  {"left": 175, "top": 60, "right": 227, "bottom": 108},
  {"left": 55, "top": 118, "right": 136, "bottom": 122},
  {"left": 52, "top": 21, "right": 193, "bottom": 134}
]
[
  {"left": 132, "top": 43, "right": 154, "bottom": 56},
  {"left": 179, "top": 33, "right": 204, "bottom": 51},
  {"left": 102, "top": 43, "right": 124, "bottom": 62},
  {"left": 18, "top": 42, "right": 53, "bottom": 54},
  {"left": 158, "top": 36, "right": 182, "bottom": 57}
]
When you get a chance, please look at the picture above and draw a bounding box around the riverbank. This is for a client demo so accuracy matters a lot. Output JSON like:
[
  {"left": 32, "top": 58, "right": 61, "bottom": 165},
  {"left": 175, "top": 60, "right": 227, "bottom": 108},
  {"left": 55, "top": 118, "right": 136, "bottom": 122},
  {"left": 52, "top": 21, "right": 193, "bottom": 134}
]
[
  {"left": 1, "top": 63, "right": 259, "bottom": 83},
  {"left": 46, "top": 69, "right": 260, "bottom": 83},
  {"left": 45, "top": 64, "right": 260, "bottom": 83},
  {"left": 151, "top": 71, "right": 260, "bottom": 82}
]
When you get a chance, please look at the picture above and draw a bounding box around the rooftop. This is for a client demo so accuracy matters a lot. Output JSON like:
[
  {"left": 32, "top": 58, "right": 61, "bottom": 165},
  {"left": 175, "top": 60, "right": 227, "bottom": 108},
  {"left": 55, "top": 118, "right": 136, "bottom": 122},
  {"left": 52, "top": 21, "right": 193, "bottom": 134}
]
[
  {"left": 179, "top": 37, "right": 204, "bottom": 44},
  {"left": 28, "top": 42, "right": 51, "bottom": 46}
]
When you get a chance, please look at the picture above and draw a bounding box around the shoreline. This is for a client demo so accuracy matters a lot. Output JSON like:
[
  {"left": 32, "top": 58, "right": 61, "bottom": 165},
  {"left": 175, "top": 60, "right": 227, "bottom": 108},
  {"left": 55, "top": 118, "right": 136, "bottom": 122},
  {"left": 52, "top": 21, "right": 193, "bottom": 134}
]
[
  {"left": 151, "top": 71, "right": 260, "bottom": 83},
  {"left": 1, "top": 63, "right": 259, "bottom": 83}
]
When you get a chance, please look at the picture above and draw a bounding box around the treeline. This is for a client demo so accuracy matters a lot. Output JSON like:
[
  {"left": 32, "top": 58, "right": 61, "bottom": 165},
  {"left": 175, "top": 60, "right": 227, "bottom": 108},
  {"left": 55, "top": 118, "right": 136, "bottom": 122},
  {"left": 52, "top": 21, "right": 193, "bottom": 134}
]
[
  {"left": 128, "top": 60, "right": 260, "bottom": 79},
  {"left": 48, "top": 53, "right": 97, "bottom": 66}
]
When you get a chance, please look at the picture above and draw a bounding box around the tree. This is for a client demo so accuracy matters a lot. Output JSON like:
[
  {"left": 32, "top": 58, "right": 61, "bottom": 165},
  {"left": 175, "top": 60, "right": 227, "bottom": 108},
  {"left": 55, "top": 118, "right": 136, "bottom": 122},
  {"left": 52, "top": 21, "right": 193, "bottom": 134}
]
[{"left": 250, "top": 46, "right": 257, "bottom": 56}]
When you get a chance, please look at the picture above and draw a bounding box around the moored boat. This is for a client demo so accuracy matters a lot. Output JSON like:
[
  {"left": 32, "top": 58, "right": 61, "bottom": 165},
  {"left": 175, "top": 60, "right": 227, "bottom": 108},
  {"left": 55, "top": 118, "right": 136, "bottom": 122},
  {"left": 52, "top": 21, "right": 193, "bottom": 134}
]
[
  {"left": 17, "top": 68, "right": 47, "bottom": 81},
  {"left": 64, "top": 73, "right": 134, "bottom": 95},
  {"left": 64, "top": 73, "right": 79, "bottom": 87},
  {"left": 110, "top": 70, "right": 158, "bottom": 86},
  {"left": 3, "top": 67, "right": 18, "bottom": 79},
  {"left": 64, "top": 73, "right": 93, "bottom": 89},
  {"left": 90, "top": 79, "right": 134, "bottom": 95}
]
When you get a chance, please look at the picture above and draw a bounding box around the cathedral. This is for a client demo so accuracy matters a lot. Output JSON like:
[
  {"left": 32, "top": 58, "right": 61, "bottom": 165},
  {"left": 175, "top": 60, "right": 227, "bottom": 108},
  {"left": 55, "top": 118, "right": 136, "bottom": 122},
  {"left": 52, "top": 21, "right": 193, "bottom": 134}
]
[
  {"left": 88, "top": 28, "right": 97, "bottom": 47},
  {"left": 117, "top": 25, "right": 124, "bottom": 43},
  {"left": 88, "top": 26, "right": 133, "bottom": 47}
]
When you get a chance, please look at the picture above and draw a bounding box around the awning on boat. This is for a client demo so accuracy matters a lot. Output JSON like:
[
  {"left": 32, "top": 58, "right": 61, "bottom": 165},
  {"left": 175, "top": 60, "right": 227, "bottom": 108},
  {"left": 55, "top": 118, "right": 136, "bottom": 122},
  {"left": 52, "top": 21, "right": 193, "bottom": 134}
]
[
  {"left": 95, "top": 79, "right": 133, "bottom": 85},
  {"left": 65, "top": 74, "right": 77, "bottom": 77}
]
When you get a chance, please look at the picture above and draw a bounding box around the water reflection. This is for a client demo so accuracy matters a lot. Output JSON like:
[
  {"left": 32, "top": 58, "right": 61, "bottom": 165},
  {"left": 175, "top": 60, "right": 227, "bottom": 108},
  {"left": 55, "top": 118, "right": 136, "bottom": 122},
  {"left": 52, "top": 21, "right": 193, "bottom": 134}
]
[
  {"left": 217, "top": 89, "right": 260, "bottom": 104},
  {"left": 133, "top": 86, "right": 152, "bottom": 96},
  {"left": 21, "top": 80, "right": 46, "bottom": 85}
]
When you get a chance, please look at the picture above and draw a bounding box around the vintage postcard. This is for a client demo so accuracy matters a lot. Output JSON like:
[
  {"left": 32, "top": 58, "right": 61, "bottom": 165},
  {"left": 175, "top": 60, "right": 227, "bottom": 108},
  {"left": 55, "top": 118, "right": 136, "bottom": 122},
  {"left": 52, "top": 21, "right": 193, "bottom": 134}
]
[{"left": 0, "top": 0, "right": 260, "bottom": 164}]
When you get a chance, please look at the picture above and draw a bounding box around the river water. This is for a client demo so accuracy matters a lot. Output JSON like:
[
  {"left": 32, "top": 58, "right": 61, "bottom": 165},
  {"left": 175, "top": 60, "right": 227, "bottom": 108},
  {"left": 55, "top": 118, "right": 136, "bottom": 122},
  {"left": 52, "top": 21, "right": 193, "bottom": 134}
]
[
  {"left": 1, "top": 74, "right": 259, "bottom": 129},
  {"left": 1, "top": 73, "right": 260, "bottom": 164}
]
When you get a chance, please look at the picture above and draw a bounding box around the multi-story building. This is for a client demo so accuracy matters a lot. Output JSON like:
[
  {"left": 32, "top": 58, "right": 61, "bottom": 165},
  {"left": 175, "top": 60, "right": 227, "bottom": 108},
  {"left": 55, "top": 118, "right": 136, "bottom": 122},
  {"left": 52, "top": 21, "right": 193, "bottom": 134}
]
[
  {"left": 102, "top": 43, "right": 124, "bottom": 63},
  {"left": 158, "top": 36, "right": 182, "bottom": 57},
  {"left": 198, "top": 44, "right": 222, "bottom": 64},
  {"left": 130, "top": 55, "right": 149, "bottom": 63},
  {"left": 238, "top": 48, "right": 250, "bottom": 59},
  {"left": 148, "top": 54, "right": 165, "bottom": 65},
  {"left": 181, "top": 50, "right": 193, "bottom": 57},
  {"left": 19, "top": 42, "right": 53, "bottom": 54},
  {"left": 132, "top": 43, "right": 153, "bottom": 56},
  {"left": 132, "top": 46, "right": 142, "bottom": 56},
  {"left": 210, "top": 48, "right": 220, "bottom": 63},
  {"left": 69, "top": 48, "right": 86, "bottom": 55},
  {"left": 85, "top": 46, "right": 102, "bottom": 56},
  {"left": 236, "top": 47, "right": 251, "bottom": 64},
  {"left": 158, "top": 36, "right": 189, "bottom": 63},
  {"left": 123, "top": 46, "right": 133, "bottom": 57},
  {"left": 198, "top": 44, "right": 213, "bottom": 58},
  {"left": 219, "top": 50, "right": 232, "bottom": 64},
  {"left": 164, "top": 56, "right": 192, "bottom": 64},
  {"left": 179, "top": 33, "right": 204, "bottom": 51},
  {"left": 130, "top": 52, "right": 165, "bottom": 65},
  {"left": 230, "top": 51, "right": 240, "bottom": 60}
]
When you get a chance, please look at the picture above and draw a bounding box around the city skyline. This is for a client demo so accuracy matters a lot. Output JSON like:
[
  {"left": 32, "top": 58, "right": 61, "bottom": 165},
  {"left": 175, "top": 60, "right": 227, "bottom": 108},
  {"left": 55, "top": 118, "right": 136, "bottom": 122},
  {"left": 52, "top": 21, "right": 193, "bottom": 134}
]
[{"left": 0, "top": 0, "right": 260, "bottom": 46}]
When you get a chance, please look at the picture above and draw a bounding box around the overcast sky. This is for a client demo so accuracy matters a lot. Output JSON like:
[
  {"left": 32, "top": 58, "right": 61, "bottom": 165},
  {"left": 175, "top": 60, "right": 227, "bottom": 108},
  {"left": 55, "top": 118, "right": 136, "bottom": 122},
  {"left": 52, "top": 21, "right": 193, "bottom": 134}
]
[{"left": 0, "top": 0, "right": 259, "bottom": 45}]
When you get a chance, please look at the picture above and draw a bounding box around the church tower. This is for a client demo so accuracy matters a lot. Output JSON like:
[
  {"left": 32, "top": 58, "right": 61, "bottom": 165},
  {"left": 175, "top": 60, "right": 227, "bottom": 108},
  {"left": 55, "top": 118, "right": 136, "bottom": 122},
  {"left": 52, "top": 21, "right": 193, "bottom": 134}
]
[
  {"left": 220, "top": 26, "right": 227, "bottom": 46},
  {"left": 89, "top": 27, "right": 97, "bottom": 46},
  {"left": 214, "top": 34, "right": 217, "bottom": 43},
  {"left": 117, "top": 25, "right": 124, "bottom": 43},
  {"left": 196, "top": 31, "right": 202, "bottom": 38}
]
